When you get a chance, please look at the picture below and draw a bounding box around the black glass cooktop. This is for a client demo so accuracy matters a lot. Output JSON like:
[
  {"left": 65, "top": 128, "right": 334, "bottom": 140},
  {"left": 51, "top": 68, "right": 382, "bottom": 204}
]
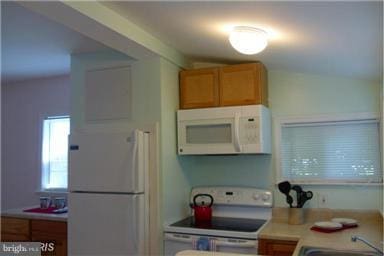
[{"left": 170, "top": 216, "right": 266, "bottom": 232}]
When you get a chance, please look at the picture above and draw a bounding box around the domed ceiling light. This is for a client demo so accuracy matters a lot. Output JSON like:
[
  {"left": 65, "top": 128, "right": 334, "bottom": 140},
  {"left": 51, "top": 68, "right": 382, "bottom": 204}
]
[{"left": 229, "top": 26, "right": 268, "bottom": 55}]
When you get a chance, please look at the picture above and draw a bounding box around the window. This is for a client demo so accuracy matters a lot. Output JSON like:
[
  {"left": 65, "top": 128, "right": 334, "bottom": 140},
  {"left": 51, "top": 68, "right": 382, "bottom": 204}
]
[
  {"left": 41, "top": 116, "right": 70, "bottom": 190},
  {"left": 277, "top": 114, "right": 382, "bottom": 184}
]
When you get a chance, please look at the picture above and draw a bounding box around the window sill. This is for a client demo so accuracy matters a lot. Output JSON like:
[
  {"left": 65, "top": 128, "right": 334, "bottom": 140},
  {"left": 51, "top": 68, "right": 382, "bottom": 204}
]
[
  {"left": 275, "top": 181, "right": 383, "bottom": 186},
  {"left": 36, "top": 190, "right": 68, "bottom": 197}
]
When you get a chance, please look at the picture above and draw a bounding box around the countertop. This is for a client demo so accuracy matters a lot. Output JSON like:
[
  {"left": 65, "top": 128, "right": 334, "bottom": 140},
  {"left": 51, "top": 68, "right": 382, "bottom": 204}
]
[
  {"left": 176, "top": 250, "right": 258, "bottom": 256},
  {"left": 1, "top": 206, "right": 67, "bottom": 222},
  {"left": 258, "top": 208, "right": 383, "bottom": 256}
]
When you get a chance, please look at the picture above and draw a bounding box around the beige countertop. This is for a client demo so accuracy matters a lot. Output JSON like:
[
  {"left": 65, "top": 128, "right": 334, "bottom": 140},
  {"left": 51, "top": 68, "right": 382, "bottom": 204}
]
[
  {"left": 259, "top": 208, "right": 383, "bottom": 256},
  {"left": 2, "top": 206, "right": 67, "bottom": 222},
  {"left": 175, "top": 250, "right": 258, "bottom": 256}
]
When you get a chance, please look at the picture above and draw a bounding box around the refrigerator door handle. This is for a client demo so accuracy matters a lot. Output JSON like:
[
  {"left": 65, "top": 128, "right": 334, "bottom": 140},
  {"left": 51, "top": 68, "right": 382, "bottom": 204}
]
[{"left": 132, "top": 195, "right": 138, "bottom": 250}]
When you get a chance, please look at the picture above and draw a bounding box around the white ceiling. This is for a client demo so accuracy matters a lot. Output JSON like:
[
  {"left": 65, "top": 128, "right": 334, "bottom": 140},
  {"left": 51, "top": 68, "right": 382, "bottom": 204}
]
[
  {"left": 103, "top": 1, "right": 383, "bottom": 82},
  {"left": 1, "top": 2, "right": 110, "bottom": 83},
  {"left": 2, "top": 2, "right": 382, "bottom": 83}
]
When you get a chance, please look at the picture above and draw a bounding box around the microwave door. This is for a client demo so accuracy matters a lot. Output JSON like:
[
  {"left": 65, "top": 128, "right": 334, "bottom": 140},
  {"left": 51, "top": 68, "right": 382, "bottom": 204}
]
[{"left": 178, "top": 118, "right": 240, "bottom": 155}]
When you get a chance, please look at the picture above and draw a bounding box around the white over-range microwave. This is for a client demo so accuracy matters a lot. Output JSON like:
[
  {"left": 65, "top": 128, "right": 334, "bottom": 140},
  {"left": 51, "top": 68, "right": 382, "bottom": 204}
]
[{"left": 177, "top": 105, "right": 271, "bottom": 155}]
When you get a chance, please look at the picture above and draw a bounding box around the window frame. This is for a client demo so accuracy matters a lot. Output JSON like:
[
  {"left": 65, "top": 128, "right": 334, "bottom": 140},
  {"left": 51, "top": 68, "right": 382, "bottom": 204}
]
[
  {"left": 40, "top": 115, "right": 70, "bottom": 192},
  {"left": 274, "top": 112, "right": 383, "bottom": 186}
]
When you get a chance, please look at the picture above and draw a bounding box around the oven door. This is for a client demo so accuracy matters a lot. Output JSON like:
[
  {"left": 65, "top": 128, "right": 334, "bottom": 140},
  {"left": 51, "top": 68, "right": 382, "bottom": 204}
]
[{"left": 164, "top": 233, "right": 258, "bottom": 255}]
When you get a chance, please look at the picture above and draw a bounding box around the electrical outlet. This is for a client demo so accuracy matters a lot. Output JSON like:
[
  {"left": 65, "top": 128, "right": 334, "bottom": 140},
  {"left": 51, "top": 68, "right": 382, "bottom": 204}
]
[{"left": 318, "top": 193, "right": 328, "bottom": 208}]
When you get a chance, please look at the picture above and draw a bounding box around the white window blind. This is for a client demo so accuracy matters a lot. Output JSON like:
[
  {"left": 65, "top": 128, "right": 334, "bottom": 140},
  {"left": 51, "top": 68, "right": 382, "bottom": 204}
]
[
  {"left": 42, "top": 116, "right": 70, "bottom": 190},
  {"left": 280, "top": 118, "right": 382, "bottom": 184}
]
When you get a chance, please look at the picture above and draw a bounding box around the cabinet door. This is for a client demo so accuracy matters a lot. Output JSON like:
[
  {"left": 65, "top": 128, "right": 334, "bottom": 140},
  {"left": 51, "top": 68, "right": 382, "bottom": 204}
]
[
  {"left": 219, "top": 63, "right": 268, "bottom": 107},
  {"left": 180, "top": 68, "right": 219, "bottom": 109},
  {"left": 1, "top": 217, "right": 30, "bottom": 241},
  {"left": 266, "top": 242, "right": 297, "bottom": 256},
  {"left": 31, "top": 220, "right": 67, "bottom": 256},
  {"left": 258, "top": 238, "right": 297, "bottom": 256}
]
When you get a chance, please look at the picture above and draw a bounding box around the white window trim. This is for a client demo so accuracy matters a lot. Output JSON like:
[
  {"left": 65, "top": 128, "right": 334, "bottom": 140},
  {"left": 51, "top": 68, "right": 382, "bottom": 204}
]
[{"left": 274, "top": 112, "right": 383, "bottom": 186}]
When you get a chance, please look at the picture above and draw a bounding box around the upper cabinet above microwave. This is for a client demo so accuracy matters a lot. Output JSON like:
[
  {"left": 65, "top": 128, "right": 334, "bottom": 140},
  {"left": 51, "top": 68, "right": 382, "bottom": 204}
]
[{"left": 179, "top": 63, "right": 268, "bottom": 109}]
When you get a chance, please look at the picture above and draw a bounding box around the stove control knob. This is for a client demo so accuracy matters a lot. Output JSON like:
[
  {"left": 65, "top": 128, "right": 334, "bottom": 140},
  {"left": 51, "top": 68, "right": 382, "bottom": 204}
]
[
  {"left": 252, "top": 193, "right": 261, "bottom": 201},
  {"left": 262, "top": 193, "right": 271, "bottom": 202}
]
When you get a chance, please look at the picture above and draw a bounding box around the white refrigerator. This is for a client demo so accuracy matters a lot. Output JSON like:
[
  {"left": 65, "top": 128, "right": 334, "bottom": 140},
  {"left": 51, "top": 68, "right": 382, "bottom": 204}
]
[{"left": 68, "top": 130, "right": 149, "bottom": 256}]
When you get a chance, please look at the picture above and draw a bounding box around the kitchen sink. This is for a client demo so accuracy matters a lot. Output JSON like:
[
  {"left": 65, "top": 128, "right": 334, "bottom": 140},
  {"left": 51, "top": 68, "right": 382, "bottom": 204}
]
[{"left": 299, "top": 246, "right": 382, "bottom": 256}]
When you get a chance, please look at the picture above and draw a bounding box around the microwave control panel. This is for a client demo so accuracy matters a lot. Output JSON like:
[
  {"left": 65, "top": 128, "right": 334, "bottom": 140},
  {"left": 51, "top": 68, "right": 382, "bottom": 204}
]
[{"left": 240, "top": 117, "right": 260, "bottom": 144}]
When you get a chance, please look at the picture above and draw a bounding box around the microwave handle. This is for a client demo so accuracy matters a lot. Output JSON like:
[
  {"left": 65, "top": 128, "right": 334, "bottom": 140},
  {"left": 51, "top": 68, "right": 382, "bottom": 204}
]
[{"left": 234, "top": 113, "right": 242, "bottom": 152}]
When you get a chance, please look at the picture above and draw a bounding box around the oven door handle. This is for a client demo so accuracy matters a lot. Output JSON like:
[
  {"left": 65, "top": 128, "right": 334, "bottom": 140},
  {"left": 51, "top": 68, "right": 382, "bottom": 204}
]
[
  {"left": 164, "top": 233, "right": 256, "bottom": 248},
  {"left": 164, "top": 233, "right": 194, "bottom": 243},
  {"left": 215, "top": 239, "right": 256, "bottom": 248}
]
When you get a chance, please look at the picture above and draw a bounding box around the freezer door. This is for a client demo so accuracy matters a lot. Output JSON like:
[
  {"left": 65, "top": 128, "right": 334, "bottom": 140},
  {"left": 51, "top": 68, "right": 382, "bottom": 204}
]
[
  {"left": 69, "top": 130, "right": 146, "bottom": 193},
  {"left": 68, "top": 193, "right": 147, "bottom": 256}
]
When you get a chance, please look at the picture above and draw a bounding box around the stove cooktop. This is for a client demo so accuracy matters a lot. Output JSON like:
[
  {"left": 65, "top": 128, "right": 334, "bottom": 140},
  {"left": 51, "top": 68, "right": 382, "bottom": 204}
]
[{"left": 170, "top": 216, "right": 267, "bottom": 233}]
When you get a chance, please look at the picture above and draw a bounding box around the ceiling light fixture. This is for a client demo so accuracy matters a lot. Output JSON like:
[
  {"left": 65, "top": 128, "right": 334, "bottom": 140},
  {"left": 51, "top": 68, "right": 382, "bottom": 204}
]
[{"left": 229, "top": 26, "right": 268, "bottom": 55}]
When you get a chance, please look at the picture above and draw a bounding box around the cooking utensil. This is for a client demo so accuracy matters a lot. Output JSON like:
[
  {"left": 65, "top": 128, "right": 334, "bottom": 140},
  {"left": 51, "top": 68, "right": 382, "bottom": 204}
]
[
  {"left": 278, "top": 181, "right": 293, "bottom": 208},
  {"left": 190, "top": 193, "right": 214, "bottom": 223},
  {"left": 291, "top": 185, "right": 303, "bottom": 208},
  {"left": 299, "top": 190, "right": 313, "bottom": 208}
]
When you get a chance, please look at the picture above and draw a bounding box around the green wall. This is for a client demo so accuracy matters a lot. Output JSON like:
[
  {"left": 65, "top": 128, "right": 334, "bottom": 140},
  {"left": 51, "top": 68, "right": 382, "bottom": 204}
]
[
  {"left": 269, "top": 70, "right": 380, "bottom": 116},
  {"left": 180, "top": 70, "right": 382, "bottom": 211},
  {"left": 159, "top": 59, "right": 191, "bottom": 223}
]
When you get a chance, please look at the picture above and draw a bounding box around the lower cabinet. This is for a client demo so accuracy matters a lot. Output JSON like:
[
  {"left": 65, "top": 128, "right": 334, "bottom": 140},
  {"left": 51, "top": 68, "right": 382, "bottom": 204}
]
[
  {"left": 31, "top": 220, "right": 67, "bottom": 256},
  {"left": 1, "top": 217, "right": 30, "bottom": 241},
  {"left": 1, "top": 217, "right": 67, "bottom": 256},
  {"left": 258, "top": 238, "right": 298, "bottom": 256}
]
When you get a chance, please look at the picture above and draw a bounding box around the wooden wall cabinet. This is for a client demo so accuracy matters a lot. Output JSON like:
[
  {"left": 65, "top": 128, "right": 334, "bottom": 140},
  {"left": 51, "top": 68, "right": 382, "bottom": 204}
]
[
  {"left": 1, "top": 217, "right": 67, "bottom": 256},
  {"left": 219, "top": 63, "right": 268, "bottom": 107},
  {"left": 258, "top": 238, "right": 298, "bottom": 256},
  {"left": 179, "top": 62, "right": 268, "bottom": 109},
  {"left": 179, "top": 68, "right": 219, "bottom": 109}
]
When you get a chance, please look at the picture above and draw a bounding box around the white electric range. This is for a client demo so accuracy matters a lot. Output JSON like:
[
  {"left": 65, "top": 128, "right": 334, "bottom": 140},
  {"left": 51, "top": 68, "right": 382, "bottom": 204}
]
[{"left": 164, "top": 186, "right": 273, "bottom": 255}]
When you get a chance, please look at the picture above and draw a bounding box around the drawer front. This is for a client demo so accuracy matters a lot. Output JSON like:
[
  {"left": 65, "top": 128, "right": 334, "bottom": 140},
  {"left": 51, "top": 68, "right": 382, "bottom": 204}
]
[
  {"left": 31, "top": 220, "right": 67, "bottom": 236},
  {"left": 258, "top": 238, "right": 297, "bottom": 256},
  {"left": 1, "top": 232, "right": 30, "bottom": 242},
  {"left": 1, "top": 217, "right": 30, "bottom": 236}
]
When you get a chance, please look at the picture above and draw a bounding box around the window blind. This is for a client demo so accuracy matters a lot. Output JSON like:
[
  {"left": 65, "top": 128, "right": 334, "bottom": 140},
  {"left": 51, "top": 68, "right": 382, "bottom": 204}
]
[{"left": 280, "top": 119, "right": 382, "bottom": 184}]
